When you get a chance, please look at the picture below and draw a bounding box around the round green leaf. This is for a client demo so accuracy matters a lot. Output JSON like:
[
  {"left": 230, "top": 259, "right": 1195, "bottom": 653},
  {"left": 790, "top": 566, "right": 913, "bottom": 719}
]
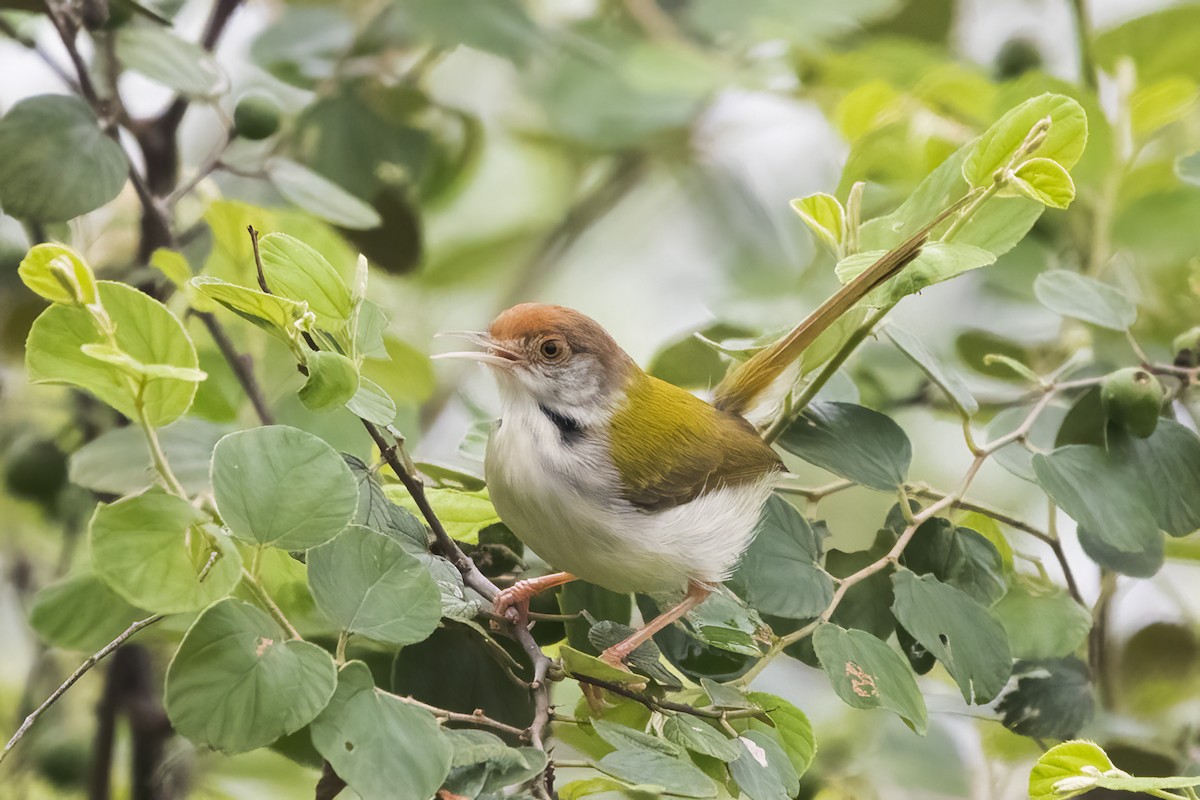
[
  {"left": 116, "top": 25, "right": 226, "bottom": 97},
  {"left": 993, "top": 581, "right": 1092, "bottom": 660},
  {"left": 299, "top": 350, "right": 360, "bottom": 412},
  {"left": 743, "top": 692, "right": 816, "bottom": 779},
  {"left": 91, "top": 492, "right": 242, "bottom": 614},
  {"left": 27, "top": 281, "right": 202, "bottom": 426},
  {"left": 166, "top": 598, "right": 337, "bottom": 753},
  {"left": 997, "top": 657, "right": 1094, "bottom": 741},
  {"left": 30, "top": 572, "right": 146, "bottom": 652},
  {"left": 0, "top": 95, "right": 128, "bottom": 222},
  {"left": 1008, "top": 157, "right": 1076, "bottom": 209},
  {"left": 963, "top": 93, "right": 1088, "bottom": 188},
  {"left": 386, "top": 486, "right": 500, "bottom": 545},
  {"left": 662, "top": 716, "right": 741, "bottom": 762},
  {"left": 596, "top": 745, "right": 717, "bottom": 798},
  {"left": 345, "top": 377, "right": 397, "bottom": 425},
  {"left": 900, "top": 518, "right": 1007, "bottom": 606},
  {"left": 729, "top": 729, "right": 800, "bottom": 800},
  {"left": 265, "top": 158, "right": 382, "bottom": 230},
  {"left": 835, "top": 243, "right": 997, "bottom": 306},
  {"left": 257, "top": 232, "right": 355, "bottom": 329},
  {"left": 311, "top": 661, "right": 452, "bottom": 800},
  {"left": 1033, "top": 270, "right": 1137, "bottom": 330},
  {"left": 890, "top": 571, "right": 1012, "bottom": 704},
  {"left": 730, "top": 496, "right": 833, "bottom": 619},
  {"left": 811, "top": 623, "right": 927, "bottom": 734},
  {"left": 307, "top": 525, "right": 441, "bottom": 645},
  {"left": 212, "top": 426, "right": 358, "bottom": 550},
  {"left": 777, "top": 401, "right": 911, "bottom": 491},
  {"left": 1029, "top": 740, "right": 1115, "bottom": 800},
  {"left": 883, "top": 324, "right": 978, "bottom": 416},
  {"left": 18, "top": 242, "right": 97, "bottom": 306}
]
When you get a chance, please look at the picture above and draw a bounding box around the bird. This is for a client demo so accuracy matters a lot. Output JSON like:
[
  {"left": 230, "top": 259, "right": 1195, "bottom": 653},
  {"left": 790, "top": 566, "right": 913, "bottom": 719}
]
[{"left": 436, "top": 231, "right": 927, "bottom": 669}]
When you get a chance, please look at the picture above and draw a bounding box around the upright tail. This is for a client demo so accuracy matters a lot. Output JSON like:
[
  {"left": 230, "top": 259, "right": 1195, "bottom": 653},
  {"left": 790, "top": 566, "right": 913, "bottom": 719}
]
[{"left": 712, "top": 231, "right": 927, "bottom": 415}]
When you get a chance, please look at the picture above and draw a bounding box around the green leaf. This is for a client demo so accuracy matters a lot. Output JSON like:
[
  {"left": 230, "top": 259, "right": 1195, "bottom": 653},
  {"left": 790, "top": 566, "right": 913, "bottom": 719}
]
[
  {"left": 27, "top": 281, "right": 201, "bottom": 426},
  {"left": 19, "top": 243, "right": 97, "bottom": 305},
  {"left": 1029, "top": 740, "right": 1116, "bottom": 800},
  {"left": 993, "top": 581, "right": 1092, "bottom": 660},
  {"left": 834, "top": 243, "right": 996, "bottom": 306},
  {"left": 1033, "top": 270, "right": 1137, "bottom": 330},
  {"left": 0, "top": 95, "right": 128, "bottom": 222},
  {"left": 150, "top": 248, "right": 192, "bottom": 288},
  {"left": 592, "top": 718, "right": 684, "bottom": 757},
  {"left": 91, "top": 492, "right": 241, "bottom": 614},
  {"left": 595, "top": 745, "right": 717, "bottom": 798},
  {"left": 962, "top": 93, "right": 1088, "bottom": 188},
  {"left": 189, "top": 276, "right": 315, "bottom": 341},
  {"left": 588, "top": 621, "right": 681, "bottom": 688},
  {"left": 346, "top": 455, "right": 429, "bottom": 552},
  {"left": 312, "top": 661, "right": 452, "bottom": 800},
  {"left": 560, "top": 644, "right": 647, "bottom": 686},
  {"left": 662, "top": 716, "right": 741, "bottom": 762},
  {"left": 560, "top": 777, "right": 664, "bottom": 799},
  {"left": 730, "top": 496, "right": 833, "bottom": 619},
  {"left": 743, "top": 692, "right": 815, "bottom": 779},
  {"left": 777, "top": 401, "right": 911, "bottom": 491},
  {"left": 681, "top": 589, "right": 771, "bottom": 657},
  {"left": 561, "top": 580, "right": 632, "bottom": 653},
  {"left": 308, "top": 525, "right": 441, "bottom": 645},
  {"left": 1110, "top": 420, "right": 1200, "bottom": 537},
  {"left": 69, "top": 418, "right": 231, "bottom": 496},
  {"left": 728, "top": 729, "right": 800, "bottom": 800},
  {"left": 988, "top": 403, "right": 1068, "bottom": 482},
  {"left": 30, "top": 572, "right": 146, "bottom": 652},
  {"left": 116, "top": 24, "right": 226, "bottom": 97},
  {"left": 1033, "top": 445, "right": 1164, "bottom": 576},
  {"left": 900, "top": 518, "right": 1007, "bottom": 606},
  {"left": 212, "top": 425, "right": 358, "bottom": 550},
  {"left": 443, "top": 729, "right": 547, "bottom": 796},
  {"left": 258, "top": 232, "right": 355, "bottom": 329},
  {"left": 811, "top": 623, "right": 927, "bottom": 734},
  {"left": 1008, "top": 158, "right": 1076, "bottom": 209},
  {"left": 790, "top": 193, "right": 844, "bottom": 255},
  {"left": 998, "top": 658, "right": 1094, "bottom": 741},
  {"left": 890, "top": 571, "right": 1011, "bottom": 704},
  {"left": 397, "top": 0, "right": 540, "bottom": 64},
  {"left": 1131, "top": 77, "right": 1197, "bottom": 137},
  {"left": 1178, "top": 151, "right": 1200, "bottom": 186},
  {"left": 883, "top": 323, "right": 978, "bottom": 416},
  {"left": 1093, "top": 4, "right": 1200, "bottom": 83},
  {"left": 79, "top": 343, "right": 207, "bottom": 382},
  {"left": 299, "top": 350, "right": 359, "bottom": 412},
  {"left": 386, "top": 486, "right": 500, "bottom": 545},
  {"left": 345, "top": 377, "right": 397, "bottom": 425},
  {"left": 265, "top": 158, "right": 382, "bottom": 231},
  {"left": 166, "top": 598, "right": 338, "bottom": 754}
]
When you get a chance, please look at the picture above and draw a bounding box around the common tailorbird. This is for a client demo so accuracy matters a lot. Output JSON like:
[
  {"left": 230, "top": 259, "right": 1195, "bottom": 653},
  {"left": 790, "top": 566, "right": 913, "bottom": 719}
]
[{"left": 437, "top": 230, "right": 927, "bottom": 668}]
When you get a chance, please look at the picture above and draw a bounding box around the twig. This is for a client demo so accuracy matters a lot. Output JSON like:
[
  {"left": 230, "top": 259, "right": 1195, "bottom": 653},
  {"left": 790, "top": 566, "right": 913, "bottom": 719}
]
[
  {"left": 774, "top": 479, "right": 855, "bottom": 502},
  {"left": 42, "top": 0, "right": 104, "bottom": 113},
  {"left": 195, "top": 311, "right": 275, "bottom": 425},
  {"left": 1, "top": 615, "right": 164, "bottom": 764},
  {"left": 387, "top": 691, "right": 529, "bottom": 740},
  {"left": 241, "top": 569, "right": 301, "bottom": 640},
  {"left": 1068, "top": 0, "right": 1099, "bottom": 88},
  {"left": 571, "top": 674, "right": 767, "bottom": 721},
  {"left": 907, "top": 486, "right": 1084, "bottom": 605}
]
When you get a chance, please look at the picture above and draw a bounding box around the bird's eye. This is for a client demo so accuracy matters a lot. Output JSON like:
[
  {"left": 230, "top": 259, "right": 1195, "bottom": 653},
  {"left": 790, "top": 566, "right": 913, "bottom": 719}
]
[{"left": 540, "top": 339, "right": 563, "bottom": 359}]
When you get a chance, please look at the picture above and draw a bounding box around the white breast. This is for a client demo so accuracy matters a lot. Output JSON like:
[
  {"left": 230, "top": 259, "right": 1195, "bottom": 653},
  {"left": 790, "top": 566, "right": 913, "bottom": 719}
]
[{"left": 484, "top": 394, "right": 774, "bottom": 595}]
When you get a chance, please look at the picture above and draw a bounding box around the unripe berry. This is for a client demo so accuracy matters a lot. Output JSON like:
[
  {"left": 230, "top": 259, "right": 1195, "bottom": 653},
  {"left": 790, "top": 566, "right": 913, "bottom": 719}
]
[
  {"left": 1100, "top": 367, "right": 1164, "bottom": 438},
  {"left": 233, "top": 95, "right": 281, "bottom": 141}
]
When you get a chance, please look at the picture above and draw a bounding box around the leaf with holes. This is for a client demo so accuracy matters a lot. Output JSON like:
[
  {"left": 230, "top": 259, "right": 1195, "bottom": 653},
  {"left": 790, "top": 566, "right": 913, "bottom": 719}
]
[{"left": 812, "top": 623, "right": 927, "bottom": 734}]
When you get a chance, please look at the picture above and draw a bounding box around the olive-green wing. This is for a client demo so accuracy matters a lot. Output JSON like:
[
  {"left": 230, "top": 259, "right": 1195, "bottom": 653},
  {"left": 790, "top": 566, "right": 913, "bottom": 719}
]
[{"left": 608, "top": 375, "right": 782, "bottom": 512}]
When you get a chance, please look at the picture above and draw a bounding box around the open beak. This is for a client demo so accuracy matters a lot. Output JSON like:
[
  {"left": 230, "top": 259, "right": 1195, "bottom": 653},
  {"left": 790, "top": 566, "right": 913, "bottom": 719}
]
[{"left": 432, "top": 331, "right": 522, "bottom": 368}]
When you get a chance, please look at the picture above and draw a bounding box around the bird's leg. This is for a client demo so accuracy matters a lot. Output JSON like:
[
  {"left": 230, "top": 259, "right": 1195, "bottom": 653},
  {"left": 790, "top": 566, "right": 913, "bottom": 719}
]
[
  {"left": 600, "top": 581, "right": 711, "bottom": 668},
  {"left": 492, "top": 571, "right": 577, "bottom": 627}
]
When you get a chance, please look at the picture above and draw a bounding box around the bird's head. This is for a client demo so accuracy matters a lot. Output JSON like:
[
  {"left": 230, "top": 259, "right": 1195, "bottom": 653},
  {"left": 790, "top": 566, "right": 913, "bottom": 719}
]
[{"left": 436, "top": 303, "right": 636, "bottom": 413}]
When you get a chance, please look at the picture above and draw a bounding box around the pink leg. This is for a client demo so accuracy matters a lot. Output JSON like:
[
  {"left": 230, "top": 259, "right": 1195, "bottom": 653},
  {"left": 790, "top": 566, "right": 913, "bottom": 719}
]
[
  {"left": 492, "top": 571, "right": 577, "bottom": 624},
  {"left": 600, "top": 581, "right": 711, "bottom": 668}
]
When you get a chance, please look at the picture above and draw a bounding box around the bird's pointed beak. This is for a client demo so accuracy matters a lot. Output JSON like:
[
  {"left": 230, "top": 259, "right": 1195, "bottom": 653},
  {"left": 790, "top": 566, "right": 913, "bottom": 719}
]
[{"left": 432, "top": 331, "right": 522, "bottom": 368}]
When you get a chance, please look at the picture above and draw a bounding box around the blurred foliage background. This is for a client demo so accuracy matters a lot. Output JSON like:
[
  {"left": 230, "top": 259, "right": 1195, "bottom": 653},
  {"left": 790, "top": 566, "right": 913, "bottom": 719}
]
[{"left": 1, "top": 0, "right": 1199, "bottom": 798}]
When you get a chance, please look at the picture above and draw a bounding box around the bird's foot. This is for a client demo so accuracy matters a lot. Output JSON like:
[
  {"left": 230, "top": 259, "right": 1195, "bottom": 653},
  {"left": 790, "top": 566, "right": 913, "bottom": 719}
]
[{"left": 490, "top": 581, "right": 535, "bottom": 629}]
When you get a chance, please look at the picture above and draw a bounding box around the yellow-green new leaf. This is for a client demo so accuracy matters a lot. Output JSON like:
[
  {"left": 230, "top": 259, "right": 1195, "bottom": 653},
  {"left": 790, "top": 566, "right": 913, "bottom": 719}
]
[
  {"left": 1130, "top": 77, "right": 1197, "bottom": 138},
  {"left": 80, "top": 343, "right": 208, "bottom": 383},
  {"left": 790, "top": 193, "right": 844, "bottom": 255},
  {"left": 1008, "top": 158, "right": 1076, "bottom": 209},
  {"left": 1029, "top": 741, "right": 1116, "bottom": 800},
  {"left": 190, "top": 276, "right": 315, "bottom": 341},
  {"left": 258, "top": 232, "right": 355, "bottom": 329},
  {"left": 150, "top": 248, "right": 193, "bottom": 288},
  {"left": 963, "top": 93, "right": 1087, "bottom": 188},
  {"left": 19, "top": 243, "right": 97, "bottom": 306}
]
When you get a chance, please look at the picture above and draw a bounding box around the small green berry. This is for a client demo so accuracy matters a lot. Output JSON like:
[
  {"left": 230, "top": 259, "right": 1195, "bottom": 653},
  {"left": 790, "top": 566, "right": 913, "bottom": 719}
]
[
  {"left": 1100, "top": 367, "right": 1164, "bottom": 438},
  {"left": 1172, "top": 326, "right": 1200, "bottom": 368},
  {"left": 233, "top": 95, "right": 282, "bottom": 141}
]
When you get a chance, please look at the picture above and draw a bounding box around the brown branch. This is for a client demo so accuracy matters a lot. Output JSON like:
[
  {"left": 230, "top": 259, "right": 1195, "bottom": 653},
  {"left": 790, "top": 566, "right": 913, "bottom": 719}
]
[
  {"left": 1, "top": 615, "right": 164, "bottom": 764},
  {"left": 386, "top": 691, "right": 529, "bottom": 739},
  {"left": 571, "top": 674, "right": 768, "bottom": 722}
]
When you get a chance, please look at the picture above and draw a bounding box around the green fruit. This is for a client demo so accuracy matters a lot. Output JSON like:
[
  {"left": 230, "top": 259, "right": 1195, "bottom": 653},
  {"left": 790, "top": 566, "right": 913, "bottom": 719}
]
[
  {"left": 1172, "top": 326, "right": 1200, "bottom": 367},
  {"left": 233, "top": 95, "right": 282, "bottom": 141},
  {"left": 4, "top": 435, "right": 68, "bottom": 505},
  {"left": 1101, "top": 367, "right": 1164, "bottom": 438}
]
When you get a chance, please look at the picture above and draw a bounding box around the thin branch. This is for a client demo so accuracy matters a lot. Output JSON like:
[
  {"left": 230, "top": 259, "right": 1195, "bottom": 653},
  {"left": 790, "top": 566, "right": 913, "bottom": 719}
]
[
  {"left": 1, "top": 615, "right": 164, "bottom": 764},
  {"left": 195, "top": 311, "right": 275, "bottom": 425},
  {"left": 774, "top": 479, "right": 855, "bottom": 502},
  {"left": 385, "top": 691, "right": 529, "bottom": 740},
  {"left": 42, "top": 0, "right": 104, "bottom": 112},
  {"left": 241, "top": 569, "right": 301, "bottom": 640},
  {"left": 571, "top": 674, "right": 767, "bottom": 722}
]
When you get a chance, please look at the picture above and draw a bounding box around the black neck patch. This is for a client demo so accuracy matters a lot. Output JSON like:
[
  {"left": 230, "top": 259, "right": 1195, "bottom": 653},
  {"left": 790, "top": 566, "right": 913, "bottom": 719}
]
[{"left": 539, "top": 404, "right": 585, "bottom": 445}]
